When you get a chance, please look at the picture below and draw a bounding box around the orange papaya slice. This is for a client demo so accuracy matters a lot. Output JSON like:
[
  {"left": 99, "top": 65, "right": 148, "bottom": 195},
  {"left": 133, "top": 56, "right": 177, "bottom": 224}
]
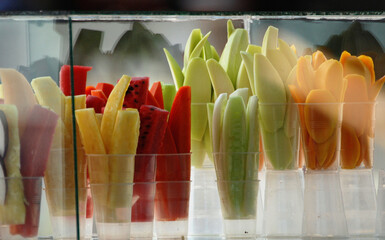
[
  {"left": 340, "top": 125, "right": 361, "bottom": 169},
  {"left": 304, "top": 89, "right": 338, "bottom": 144},
  {"left": 297, "top": 56, "right": 315, "bottom": 96},
  {"left": 312, "top": 50, "right": 327, "bottom": 70},
  {"left": 315, "top": 59, "right": 344, "bottom": 101},
  {"left": 343, "top": 74, "right": 369, "bottom": 137},
  {"left": 358, "top": 55, "right": 375, "bottom": 84}
]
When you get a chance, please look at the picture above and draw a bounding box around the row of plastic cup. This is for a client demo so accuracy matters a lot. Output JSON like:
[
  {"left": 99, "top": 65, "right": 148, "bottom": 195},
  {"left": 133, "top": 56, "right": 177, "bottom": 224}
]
[{"left": 0, "top": 169, "right": 384, "bottom": 239}]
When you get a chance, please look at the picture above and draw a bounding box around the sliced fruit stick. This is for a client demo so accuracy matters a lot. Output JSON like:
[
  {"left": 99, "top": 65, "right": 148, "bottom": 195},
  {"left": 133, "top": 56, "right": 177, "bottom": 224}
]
[
  {"left": 183, "top": 29, "right": 203, "bottom": 70},
  {"left": 123, "top": 76, "right": 149, "bottom": 109},
  {"left": 239, "top": 45, "right": 262, "bottom": 95},
  {"left": 340, "top": 125, "right": 360, "bottom": 169},
  {"left": 207, "top": 58, "right": 235, "bottom": 100},
  {"left": 101, "top": 75, "right": 130, "bottom": 152},
  {"left": 86, "top": 95, "right": 106, "bottom": 114},
  {"left": 161, "top": 83, "right": 176, "bottom": 112},
  {"left": 244, "top": 96, "right": 259, "bottom": 216},
  {"left": 189, "top": 32, "right": 211, "bottom": 62},
  {"left": 227, "top": 19, "right": 235, "bottom": 39},
  {"left": 164, "top": 48, "right": 184, "bottom": 89},
  {"left": 95, "top": 82, "right": 114, "bottom": 98},
  {"left": 20, "top": 105, "right": 59, "bottom": 177},
  {"left": 0, "top": 69, "right": 37, "bottom": 136},
  {"left": 85, "top": 85, "right": 96, "bottom": 96},
  {"left": 260, "top": 125, "right": 293, "bottom": 170},
  {"left": 278, "top": 38, "right": 298, "bottom": 68},
  {"left": 266, "top": 49, "right": 293, "bottom": 85},
  {"left": 255, "top": 53, "right": 286, "bottom": 133},
  {"left": 315, "top": 59, "right": 345, "bottom": 101},
  {"left": 75, "top": 108, "right": 109, "bottom": 184},
  {"left": 261, "top": 26, "right": 278, "bottom": 55},
  {"left": 184, "top": 57, "right": 211, "bottom": 141},
  {"left": 219, "top": 28, "right": 249, "bottom": 87},
  {"left": 31, "top": 76, "right": 65, "bottom": 149},
  {"left": 0, "top": 105, "right": 25, "bottom": 225},
  {"left": 108, "top": 109, "right": 140, "bottom": 216},
  {"left": 168, "top": 86, "right": 191, "bottom": 155},
  {"left": 150, "top": 81, "right": 164, "bottom": 109},
  {"left": 212, "top": 93, "right": 228, "bottom": 153},
  {"left": 136, "top": 105, "right": 169, "bottom": 154},
  {"left": 343, "top": 74, "right": 369, "bottom": 137},
  {"left": 220, "top": 96, "right": 247, "bottom": 218},
  {"left": 230, "top": 88, "right": 249, "bottom": 106},
  {"left": 31, "top": 76, "right": 65, "bottom": 118},
  {"left": 145, "top": 90, "right": 160, "bottom": 108},
  {"left": 311, "top": 50, "right": 327, "bottom": 70},
  {"left": 14, "top": 106, "right": 58, "bottom": 239},
  {"left": 296, "top": 56, "right": 315, "bottom": 97},
  {"left": 304, "top": 89, "right": 338, "bottom": 144},
  {"left": 91, "top": 89, "right": 108, "bottom": 102},
  {"left": 59, "top": 65, "right": 92, "bottom": 96},
  {"left": 221, "top": 95, "right": 247, "bottom": 179},
  {"left": 75, "top": 108, "right": 108, "bottom": 221}
]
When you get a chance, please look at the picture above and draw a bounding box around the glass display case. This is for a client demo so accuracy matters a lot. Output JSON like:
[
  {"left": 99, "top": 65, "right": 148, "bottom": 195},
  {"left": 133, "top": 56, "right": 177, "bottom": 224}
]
[{"left": 0, "top": 12, "right": 384, "bottom": 240}]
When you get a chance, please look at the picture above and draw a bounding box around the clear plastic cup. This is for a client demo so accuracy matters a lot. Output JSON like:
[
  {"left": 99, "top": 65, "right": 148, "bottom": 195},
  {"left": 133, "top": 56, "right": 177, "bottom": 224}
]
[
  {"left": 0, "top": 177, "right": 43, "bottom": 239},
  {"left": 302, "top": 170, "right": 348, "bottom": 238},
  {"left": 340, "top": 102, "right": 376, "bottom": 169},
  {"left": 212, "top": 152, "right": 260, "bottom": 238},
  {"left": 188, "top": 167, "right": 223, "bottom": 237},
  {"left": 86, "top": 154, "right": 136, "bottom": 240},
  {"left": 44, "top": 148, "right": 88, "bottom": 239},
  {"left": 45, "top": 187, "right": 87, "bottom": 239},
  {"left": 297, "top": 102, "right": 343, "bottom": 171},
  {"left": 340, "top": 168, "right": 377, "bottom": 236},
  {"left": 216, "top": 179, "right": 259, "bottom": 239},
  {"left": 90, "top": 183, "right": 133, "bottom": 240},
  {"left": 131, "top": 154, "right": 157, "bottom": 239},
  {"left": 130, "top": 182, "right": 156, "bottom": 240},
  {"left": 376, "top": 170, "right": 385, "bottom": 237},
  {"left": 154, "top": 181, "right": 191, "bottom": 239},
  {"left": 259, "top": 102, "right": 300, "bottom": 170},
  {"left": 263, "top": 169, "right": 304, "bottom": 237}
]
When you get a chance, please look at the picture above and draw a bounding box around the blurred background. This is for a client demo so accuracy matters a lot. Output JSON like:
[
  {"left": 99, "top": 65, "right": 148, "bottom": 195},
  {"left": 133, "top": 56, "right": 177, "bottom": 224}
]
[{"left": 1, "top": 0, "right": 385, "bottom": 11}]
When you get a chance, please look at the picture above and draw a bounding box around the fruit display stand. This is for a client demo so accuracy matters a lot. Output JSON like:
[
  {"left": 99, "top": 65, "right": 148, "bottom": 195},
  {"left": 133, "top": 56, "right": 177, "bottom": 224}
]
[{"left": 0, "top": 13, "right": 385, "bottom": 240}]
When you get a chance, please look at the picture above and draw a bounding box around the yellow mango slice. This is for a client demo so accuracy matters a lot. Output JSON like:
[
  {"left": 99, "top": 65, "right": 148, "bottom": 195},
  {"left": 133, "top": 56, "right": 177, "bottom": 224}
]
[
  {"left": 108, "top": 109, "right": 139, "bottom": 214},
  {"left": 101, "top": 75, "right": 130, "bottom": 152},
  {"left": 340, "top": 125, "right": 360, "bottom": 169},
  {"left": 109, "top": 109, "right": 140, "bottom": 155},
  {"left": 304, "top": 89, "right": 338, "bottom": 143},
  {"left": 75, "top": 108, "right": 106, "bottom": 155}
]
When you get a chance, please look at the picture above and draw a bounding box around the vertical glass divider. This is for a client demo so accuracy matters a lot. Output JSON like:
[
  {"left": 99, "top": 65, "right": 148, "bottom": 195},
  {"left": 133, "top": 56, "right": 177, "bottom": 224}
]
[{"left": 68, "top": 16, "right": 81, "bottom": 240}]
